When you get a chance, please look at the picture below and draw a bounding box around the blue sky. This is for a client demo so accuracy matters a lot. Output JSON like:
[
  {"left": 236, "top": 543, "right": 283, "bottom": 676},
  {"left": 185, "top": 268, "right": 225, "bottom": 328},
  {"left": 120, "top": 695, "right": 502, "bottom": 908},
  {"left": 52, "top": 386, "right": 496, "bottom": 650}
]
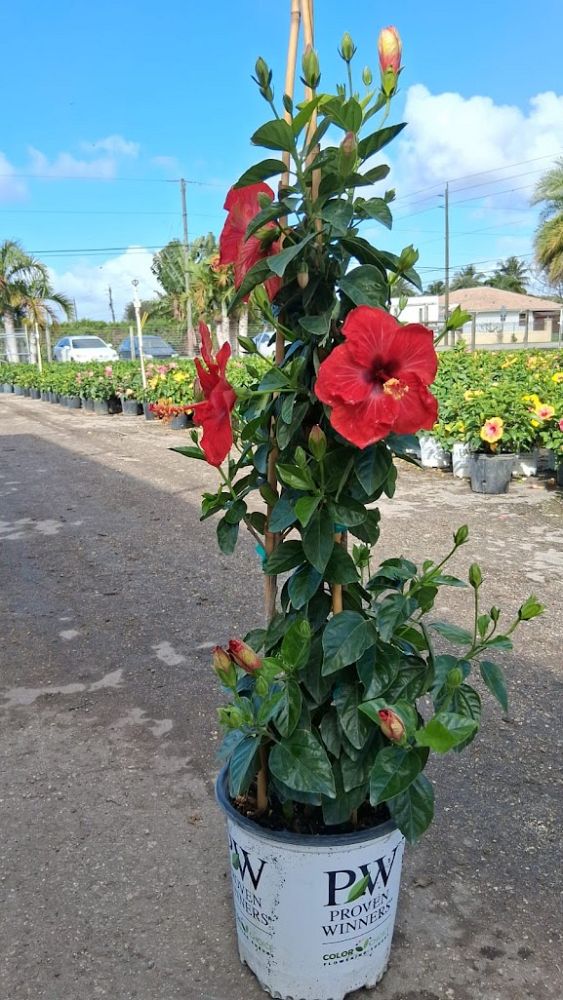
[{"left": 2, "top": 0, "right": 563, "bottom": 318}]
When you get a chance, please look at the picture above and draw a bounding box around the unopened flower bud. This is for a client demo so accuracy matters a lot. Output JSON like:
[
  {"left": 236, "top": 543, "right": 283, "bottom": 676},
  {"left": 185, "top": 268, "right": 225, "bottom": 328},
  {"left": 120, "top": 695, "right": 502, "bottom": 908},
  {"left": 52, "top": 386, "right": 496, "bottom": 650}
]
[
  {"left": 254, "top": 57, "right": 270, "bottom": 86},
  {"left": 308, "top": 424, "right": 327, "bottom": 461},
  {"left": 339, "top": 130, "right": 358, "bottom": 175},
  {"left": 468, "top": 563, "right": 482, "bottom": 589},
  {"left": 228, "top": 639, "right": 262, "bottom": 673},
  {"left": 338, "top": 32, "right": 356, "bottom": 63},
  {"left": 301, "top": 45, "right": 321, "bottom": 89},
  {"left": 378, "top": 26, "right": 402, "bottom": 75},
  {"left": 297, "top": 264, "right": 309, "bottom": 289},
  {"left": 446, "top": 667, "right": 463, "bottom": 690},
  {"left": 378, "top": 708, "right": 405, "bottom": 742},
  {"left": 362, "top": 66, "right": 373, "bottom": 87},
  {"left": 378, "top": 26, "right": 401, "bottom": 97},
  {"left": 212, "top": 646, "right": 237, "bottom": 689}
]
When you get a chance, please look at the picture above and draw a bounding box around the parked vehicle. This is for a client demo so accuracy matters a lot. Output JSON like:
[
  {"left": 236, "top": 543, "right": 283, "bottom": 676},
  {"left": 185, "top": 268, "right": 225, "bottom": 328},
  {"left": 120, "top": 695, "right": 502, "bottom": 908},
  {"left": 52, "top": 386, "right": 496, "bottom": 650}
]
[
  {"left": 252, "top": 330, "right": 275, "bottom": 357},
  {"left": 53, "top": 336, "right": 118, "bottom": 363},
  {"left": 117, "top": 335, "right": 178, "bottom": 360}
]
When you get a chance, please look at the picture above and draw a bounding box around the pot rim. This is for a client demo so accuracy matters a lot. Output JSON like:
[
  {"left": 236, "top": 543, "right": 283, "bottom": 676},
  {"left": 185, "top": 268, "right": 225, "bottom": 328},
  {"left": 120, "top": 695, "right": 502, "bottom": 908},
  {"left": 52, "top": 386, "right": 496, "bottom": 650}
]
[
  {"left": 215, "top": 765, "right": 398, "bottom": 849},
  {"left": 469, "top": 452, "right": 515, "bottom": 461}
]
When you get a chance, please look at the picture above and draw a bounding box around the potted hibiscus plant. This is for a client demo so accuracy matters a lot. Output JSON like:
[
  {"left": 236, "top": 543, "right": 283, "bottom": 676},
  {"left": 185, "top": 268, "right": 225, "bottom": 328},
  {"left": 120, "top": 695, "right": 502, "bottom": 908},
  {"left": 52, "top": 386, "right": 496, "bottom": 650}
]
[{"left": 176, "top": 14, "right": 543, "bottom": 1000}]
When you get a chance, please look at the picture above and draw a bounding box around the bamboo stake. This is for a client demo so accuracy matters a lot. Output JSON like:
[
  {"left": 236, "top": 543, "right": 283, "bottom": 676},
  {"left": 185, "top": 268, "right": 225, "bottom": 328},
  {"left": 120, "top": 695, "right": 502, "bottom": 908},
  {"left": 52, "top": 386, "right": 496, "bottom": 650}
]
[
  {"left": 331, "top": 533, "right": 344, "bottom": 614},
  {"left": 257, "top": 0, "right": 303, "bottom": 814},
  {"left": 300, "top": 0, "right": 321, "bottom": 217},
  {"left": 263, "top": 0, "right": 301, "bottom": 628}
]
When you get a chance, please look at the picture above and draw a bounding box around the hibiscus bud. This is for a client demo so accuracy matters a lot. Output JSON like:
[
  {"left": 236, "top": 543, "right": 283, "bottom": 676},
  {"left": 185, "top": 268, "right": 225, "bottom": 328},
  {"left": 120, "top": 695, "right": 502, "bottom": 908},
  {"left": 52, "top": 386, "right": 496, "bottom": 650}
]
[
  {"left": 378, "top": 26, "right": 402, "bottom": 76},
  {"left": 308, "top": 424, "right": 327, "bottom": 461},
  {"left": 254, "top": 57, "right": 274, "bottom": 102},
  {"left": 338, "top": 32, "right": 356, "bottom": 63},
  {"left": 302, "top": 45, "right": 321, "bottom": 89},
  {"left": 212, "top": 646, "right": 237, "bottom": 690},
  {"left": 362, "top": 66, "right": 373, "bottom": 86},
  {"left": 228, "top": 639, "right": 262, "bottom": 673},
  {"left": 454, "top": 524, "right": 469, "bottom": 546},
  {"left": 297, "top": 264, "right": 309, "bottom": 289},
  {"left": 378, "top": 708, "right": 405, "bottom": 742},
  {"left": 339, "top": 131, "right": 358, "bottom": 176},
  {"left": 446, "top": 667, "right": 463, "bottom": 690},
  {"left": 468, "top": 563, "right": 482, "bottom": 589}
]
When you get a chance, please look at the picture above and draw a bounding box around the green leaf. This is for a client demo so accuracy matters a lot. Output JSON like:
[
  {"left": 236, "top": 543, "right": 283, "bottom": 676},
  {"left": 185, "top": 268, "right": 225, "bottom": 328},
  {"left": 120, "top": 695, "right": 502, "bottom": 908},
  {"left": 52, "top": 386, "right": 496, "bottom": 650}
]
[
  {"left": 281, "top": 619, "right": 311, "bottom": 670},
  {"left": 263, "top": 540, "right": 305, "bottom": 575},
  {"left": 334, "top": 682, "right": 370, "bottom": 750},
  {"left": 430, "top": 621, "right": 473, "bottom": 645},
  {"left": 415, "top": 712, "right": 478, "bottom": 753},
  {"left": 322, "top": 611, "right": 376, "bottom": 675},
  {"left": 251, "top": 118, "right": 295, "bottom": 152},
  {"left": 480, "top": 661, "right": 508, "bottom": 713},
  {"left": 235, "top": 158, "right": 288, "bottom": 187},
  {"left": 369, "top": 746, "right": 426, "bottom": 805},
  {"left": 354, "top": 444, "right": 392, "bottom": 495},
  {"left": 357, "top": 122, "right": 407, "bottom": 159},
  {"left": 217, "top": 516, "right": 239, "bottom": 555},
  {"left": 485, "top": 635, "right": 513, "bottom": 651},
  {"left": 339, "top": 264, "right": 388, "bottom": 307},
  {"left": 268, "top": 233, "right": 317, "bottom": 277},
  {"left": 354, "top": 197, "right": 393, "bottom": 229},
  {"left": 319, "top": 708, "right": 342, "bottom": 756},
  {"left": 322, "top": 761, "right": 368, "bottom": 827},
  {"left": 387, "top": 773, "right": 434, "bottom": 844},
  {"left": 291, "top": 96, "right": 320, "bottom": 136},
  {"left": 229, "top": 257, "right": 274, "bottom": 310},
  {"left": 269, "top": 729, "right": 336, "bottom": 798},
  {"left": 277, "top": 463, "right": 316, "bottom": 491},
  {"left": 376, "top": 594, "right": 418, "bottom": 643},
  {"left": 229, "top": 735, "right": 261, "bottom": 797},
  {"left": 269, "top": 494, "right": 296, "bottom": 533},
  {"left": 302, "top": 507, "right": 334, "bottom": 573},
  {"left": 356, "top": 644, "right": 399, "bottom": 699},
  {"left": 349, "top": 509, "right": 380, "bottom": 545},
  {"left": 324, "top": 546, "right": 359, "bottom": 584},
  {"left": 258, "top": 368, "right": 292, "bottom": 391},
  {"left": 275, "top": 679, "right": 303, "bottom": 738},
  {"left": 288, "top": 564, "right": 322, "bottom": 610},
  {"left": 295, "top": 494, "right": 322, "bottom": 526},
  {"left": 171, "top": 445, "right": 206, "bottom": 461},
  {"left": 327, "top": 496, "right": 367, "bottom": 527},
  {"left": 320, "top": 199, "right": 354, "bottom": 233}
]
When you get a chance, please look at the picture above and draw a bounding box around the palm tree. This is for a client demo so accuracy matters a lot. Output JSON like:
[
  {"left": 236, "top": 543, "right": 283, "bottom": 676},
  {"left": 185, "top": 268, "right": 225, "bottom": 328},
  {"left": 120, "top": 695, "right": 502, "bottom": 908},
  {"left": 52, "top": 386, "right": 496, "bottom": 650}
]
[
  {"left": 532, "top": 158, "right": 563, "bottom": 285},
  {"left": 488, "top": 256, "right": 529, "bottom": 294},
  {"left": 0, "top": 240, "right": 51, "bottom": 361},
  {"left": 450, "top": 264, "right": 485, "bottom": 290},
  {"left": 425, "top": 280, "right": 445, "bottom": 295},
  {"left": 20, "top": 276, "right": 74, "bottom": 368}
]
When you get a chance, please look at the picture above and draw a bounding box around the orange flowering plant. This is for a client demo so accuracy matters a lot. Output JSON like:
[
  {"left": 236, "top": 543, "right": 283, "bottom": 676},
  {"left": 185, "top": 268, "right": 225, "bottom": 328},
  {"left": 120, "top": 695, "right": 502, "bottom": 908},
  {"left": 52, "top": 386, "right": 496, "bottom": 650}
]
[{"left": 177, "top": 25, "right": 544, "bottom": 841}]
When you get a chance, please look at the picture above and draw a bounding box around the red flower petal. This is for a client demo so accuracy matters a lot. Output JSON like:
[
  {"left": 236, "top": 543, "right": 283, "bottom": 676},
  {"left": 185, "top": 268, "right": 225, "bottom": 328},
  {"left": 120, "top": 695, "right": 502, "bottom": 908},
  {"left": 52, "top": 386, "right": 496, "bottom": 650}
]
[
  {"left": 328, "top": 391, "right": 398, "bottom": 448},
  {"left": 392, "top": 377, "right": 438, "bottom": 434},
  {"left": 315, "top": 343, "right": 372, "bottom": 405},
  {"left": 192, "top": 381, "right": 236, "bottom": 467}
]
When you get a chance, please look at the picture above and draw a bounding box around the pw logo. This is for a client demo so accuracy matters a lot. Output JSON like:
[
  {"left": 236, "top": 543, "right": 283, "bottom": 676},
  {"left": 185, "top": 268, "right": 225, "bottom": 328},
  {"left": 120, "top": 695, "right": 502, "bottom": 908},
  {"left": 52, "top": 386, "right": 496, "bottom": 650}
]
[
  {"left": 228, "top": 835, "right": 267, "bottom": 890},
  {"left": 325, "top": 845, "right": 400, "bottom": 906}
]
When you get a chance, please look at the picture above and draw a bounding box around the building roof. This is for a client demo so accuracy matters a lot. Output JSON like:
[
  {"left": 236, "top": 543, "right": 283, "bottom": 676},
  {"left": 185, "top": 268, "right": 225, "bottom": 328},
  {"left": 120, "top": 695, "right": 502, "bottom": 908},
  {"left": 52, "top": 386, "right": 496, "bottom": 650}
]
[{"left": 439, "top": 286, "right": 561, "bottom": 313}]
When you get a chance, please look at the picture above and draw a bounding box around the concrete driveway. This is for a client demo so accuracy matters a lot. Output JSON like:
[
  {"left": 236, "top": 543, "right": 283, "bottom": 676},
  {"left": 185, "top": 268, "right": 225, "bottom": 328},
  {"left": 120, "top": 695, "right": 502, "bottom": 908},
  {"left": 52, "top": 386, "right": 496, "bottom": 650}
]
[{"left": 1, "top": 394, "right": 562, "bottom": 1000}]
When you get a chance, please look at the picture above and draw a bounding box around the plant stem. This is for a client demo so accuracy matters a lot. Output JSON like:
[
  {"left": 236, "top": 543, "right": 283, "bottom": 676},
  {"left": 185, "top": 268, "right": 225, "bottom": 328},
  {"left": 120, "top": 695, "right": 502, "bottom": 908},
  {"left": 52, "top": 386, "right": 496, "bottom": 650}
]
[{"left": 256, "top": 744, "right": 269, "bottom": 814}]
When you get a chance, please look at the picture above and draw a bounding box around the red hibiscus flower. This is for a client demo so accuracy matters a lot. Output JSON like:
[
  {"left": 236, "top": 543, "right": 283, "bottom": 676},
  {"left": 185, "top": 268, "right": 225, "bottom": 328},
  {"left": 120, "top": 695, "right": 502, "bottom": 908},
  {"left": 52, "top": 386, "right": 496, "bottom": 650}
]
[
  {"left": 192, "top": 322, "right": 236, "bottom": 467},
  {"left": 219, "top": 183, "right": 282, "bottom": 302},
  {"left": 315, "top": 306, "right": 438, "bottom": 449}
]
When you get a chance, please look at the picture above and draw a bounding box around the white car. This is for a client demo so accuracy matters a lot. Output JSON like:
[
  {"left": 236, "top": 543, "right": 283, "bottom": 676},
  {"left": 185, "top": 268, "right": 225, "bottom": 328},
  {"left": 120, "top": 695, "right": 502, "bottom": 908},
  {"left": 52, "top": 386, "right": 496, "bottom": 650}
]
[{"left": 53, "top": 336, "right": 118, "bottom": 363}]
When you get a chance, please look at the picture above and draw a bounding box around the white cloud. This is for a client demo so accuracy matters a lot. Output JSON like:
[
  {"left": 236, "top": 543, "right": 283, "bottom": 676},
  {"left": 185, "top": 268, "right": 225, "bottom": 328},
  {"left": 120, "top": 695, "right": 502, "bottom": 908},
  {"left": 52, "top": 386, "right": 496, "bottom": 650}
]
[
  {"left": 393, "top": 86, "right": 563, "bottom": 203},
  {"left": 151, "top": 154, "right": 179, "bottom": 172},
  {"left": 27, "top": 146, "right": 117, "bottom": 180},
  {"left": 81, "top": 135, "right": 140, "bottom": 157},
  {"left": 49, "top": 247, "right": 158, "bottom": 321},
  {"left": 0, "top": 152, "right": 27, "bottom": 202}
]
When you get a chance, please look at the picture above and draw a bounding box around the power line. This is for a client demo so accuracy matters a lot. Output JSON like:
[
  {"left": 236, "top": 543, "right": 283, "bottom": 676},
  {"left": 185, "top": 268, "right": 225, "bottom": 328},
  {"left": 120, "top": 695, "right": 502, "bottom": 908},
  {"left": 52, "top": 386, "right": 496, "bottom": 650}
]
[
  {"left": 0, "top": 172, "right": 223, "bottom": 186},
  {"left": 391, "top": 151, "right": 563, "bottom": 204}
]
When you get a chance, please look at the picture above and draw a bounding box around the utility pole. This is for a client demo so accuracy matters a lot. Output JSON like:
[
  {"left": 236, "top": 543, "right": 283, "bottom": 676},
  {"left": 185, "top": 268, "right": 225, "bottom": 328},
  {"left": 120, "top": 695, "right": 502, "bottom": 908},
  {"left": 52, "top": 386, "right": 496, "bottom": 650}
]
[
  {"left": 444, "top": 181, "right": 450, "bottom": 345},
  {"left": 180, "top": 178, "right": 195, "bottom": 355},
  {"left": 108, "top": 286, "right": 116, "bottom": 324}
]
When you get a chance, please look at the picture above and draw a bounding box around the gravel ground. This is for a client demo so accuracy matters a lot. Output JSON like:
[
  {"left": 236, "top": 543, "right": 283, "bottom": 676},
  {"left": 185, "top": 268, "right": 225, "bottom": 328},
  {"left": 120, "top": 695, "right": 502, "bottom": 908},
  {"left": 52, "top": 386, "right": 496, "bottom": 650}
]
[{"left": 1, "top": 394, "right": 562, "bottom": 1000}]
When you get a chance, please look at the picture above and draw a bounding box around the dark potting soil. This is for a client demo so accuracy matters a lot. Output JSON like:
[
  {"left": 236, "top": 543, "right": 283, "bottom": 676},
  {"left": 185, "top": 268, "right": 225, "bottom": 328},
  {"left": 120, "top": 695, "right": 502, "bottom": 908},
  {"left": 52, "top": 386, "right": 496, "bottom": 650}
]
[{"left": 233, "top": 785, "right": 390, "bottom": 837}]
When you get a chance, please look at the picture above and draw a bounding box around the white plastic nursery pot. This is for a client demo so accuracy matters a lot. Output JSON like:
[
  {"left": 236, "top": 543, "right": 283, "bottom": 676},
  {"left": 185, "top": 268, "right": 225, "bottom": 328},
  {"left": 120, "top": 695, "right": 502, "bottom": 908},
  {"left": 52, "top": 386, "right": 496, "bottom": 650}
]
[
  {"left": 216, "top": 769, "right": 405, "bottom": 1000},
  {"left": 419, "top": 435, "right": 451, "bottom": 469},
  {"left": 469, "top": 453, "right": 515, "bottom": 494},
  {"left": 513, "top": 451, "right": 538, "bottom": 478},
  {"left": 452, "top": 442, "right": 472, "bottom": 478}
]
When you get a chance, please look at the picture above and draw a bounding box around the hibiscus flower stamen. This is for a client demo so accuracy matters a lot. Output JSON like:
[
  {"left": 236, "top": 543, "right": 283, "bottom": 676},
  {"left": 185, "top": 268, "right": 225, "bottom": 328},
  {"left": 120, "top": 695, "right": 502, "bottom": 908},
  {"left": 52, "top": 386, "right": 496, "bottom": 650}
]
[{"left": 383, "top": 377, "right": 409, "bottom": 400}]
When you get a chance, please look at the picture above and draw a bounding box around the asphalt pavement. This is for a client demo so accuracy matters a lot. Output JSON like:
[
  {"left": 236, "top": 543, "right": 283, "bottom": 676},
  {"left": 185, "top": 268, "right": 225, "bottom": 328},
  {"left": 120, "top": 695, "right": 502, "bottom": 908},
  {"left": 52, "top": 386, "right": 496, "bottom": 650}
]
[{"left": 1, "top": 394, "right": 562, "bottom": 1000}]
